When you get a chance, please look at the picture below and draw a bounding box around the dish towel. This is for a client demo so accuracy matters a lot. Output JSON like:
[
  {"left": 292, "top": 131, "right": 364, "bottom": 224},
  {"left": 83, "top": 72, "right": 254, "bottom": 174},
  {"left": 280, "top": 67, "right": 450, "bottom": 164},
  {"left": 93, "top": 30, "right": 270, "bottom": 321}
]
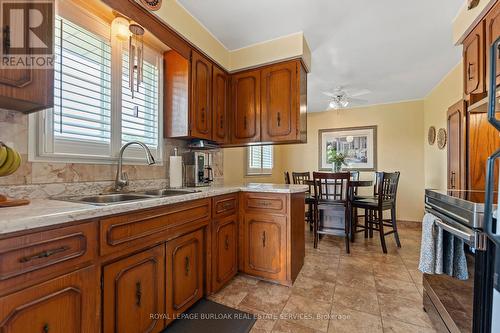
[{"left": 418, "top": 213, "right": 469, "bottom": 280}]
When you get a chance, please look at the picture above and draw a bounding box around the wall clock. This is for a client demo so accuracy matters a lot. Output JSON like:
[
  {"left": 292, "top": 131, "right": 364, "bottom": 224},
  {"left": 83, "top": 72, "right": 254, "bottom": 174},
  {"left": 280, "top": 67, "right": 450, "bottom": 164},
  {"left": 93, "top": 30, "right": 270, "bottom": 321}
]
[
  {"left": 437, "top": 128, "right": 447, "bottom": 150},
  {"left": 428, "top": 126, "right": 436, "bottom": 145},
  {"left": 139, "top": 0, "right": 162, "bottom": 11}
]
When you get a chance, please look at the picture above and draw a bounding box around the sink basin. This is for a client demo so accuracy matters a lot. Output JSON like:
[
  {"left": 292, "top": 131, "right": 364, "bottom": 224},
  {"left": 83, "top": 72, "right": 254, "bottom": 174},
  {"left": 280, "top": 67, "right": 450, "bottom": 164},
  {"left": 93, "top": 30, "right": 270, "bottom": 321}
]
[
  {"left": 55, "top": 193, "right": 156, "bottom": 206},
  {"left": 137, "top": 189, "right": 201, "bottom": 197}
]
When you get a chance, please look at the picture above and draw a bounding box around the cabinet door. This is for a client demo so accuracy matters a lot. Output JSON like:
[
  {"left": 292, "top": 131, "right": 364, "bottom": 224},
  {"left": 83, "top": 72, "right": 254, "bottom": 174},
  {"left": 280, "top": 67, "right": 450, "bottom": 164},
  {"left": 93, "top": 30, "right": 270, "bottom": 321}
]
[
  {"left": 261, "top": 61, "right": 298, "bottom": 142},
  {"left": 0, "top": 266, "right": 96, "bottom": 333},
  {"left": 212, "top": 65, "right": 229, "bottom": 144},
  {"left": 103, "top": 245, "right": 165, "bottom": 333},
  {"left": 447, "top": 101, "right": 466, "bottom": 190},
  {"left": 486, "top": 1, "right": 500, "bottom": 87},
  {"left": 463, "top": 22, "right": 485, "bottom": 97},
  {"left": 212, "top": 215, "right": 238, "bottom": 292},
  {"left": 191, "top": 50, "right": 212, "bottom": 140},
  {"left": 231, "top": 69, "right": 261, "bottom": 144},
  {"left": 166, "top": 229, "right": 204, "bottom": 325},
  {"left": 242, "top": 213, "right": 286, "bottom": 281}
]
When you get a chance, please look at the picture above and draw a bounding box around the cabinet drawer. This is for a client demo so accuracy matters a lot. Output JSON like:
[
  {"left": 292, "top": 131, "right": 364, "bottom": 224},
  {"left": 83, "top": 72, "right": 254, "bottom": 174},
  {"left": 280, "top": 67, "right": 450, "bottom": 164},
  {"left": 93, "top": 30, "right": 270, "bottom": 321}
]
[
  {"left": 100, "top": 199, "right": 210, "bottom": 256},
  {"left": 0, "top": 222, "right": 96, "bottom": 294},
  {"left": 242, "top": 193, "right": 287, "bottom": 214},
  {"left": 212, "top": 194, "right": 238, "bottom": 218}
]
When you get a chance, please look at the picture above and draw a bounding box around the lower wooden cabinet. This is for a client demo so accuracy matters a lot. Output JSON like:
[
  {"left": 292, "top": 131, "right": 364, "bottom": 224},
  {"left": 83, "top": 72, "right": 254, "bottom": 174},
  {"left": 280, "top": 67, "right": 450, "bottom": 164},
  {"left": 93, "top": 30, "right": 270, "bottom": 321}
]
[
  {"left": 212, "top": 215, "right": 238, "bottom": 292},
  {"left": 0, "top": 266, "right": 97, "bottom": 333},
  {"left": 166, "top": 229, "right": 204, "bottom": 325},
  {"left": 241, "top": 213, "right": 287, "bottom": 282},
  {"left": 103, "top": 245, "right": 165, "bottom": 333}
]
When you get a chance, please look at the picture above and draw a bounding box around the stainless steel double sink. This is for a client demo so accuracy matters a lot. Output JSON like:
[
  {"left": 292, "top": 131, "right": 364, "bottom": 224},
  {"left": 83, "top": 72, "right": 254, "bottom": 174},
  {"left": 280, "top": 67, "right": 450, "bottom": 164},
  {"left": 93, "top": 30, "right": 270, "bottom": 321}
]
[{"left": 55, "top": 189, "right": 201, "bottom": 206}]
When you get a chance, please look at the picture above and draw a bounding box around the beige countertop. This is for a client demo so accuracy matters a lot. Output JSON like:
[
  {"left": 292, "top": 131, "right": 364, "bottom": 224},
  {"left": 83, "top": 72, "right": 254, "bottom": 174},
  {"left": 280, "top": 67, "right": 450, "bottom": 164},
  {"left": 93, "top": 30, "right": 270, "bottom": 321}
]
[{"left": 0, "top": 184, "right": 308, "bottom": 235}]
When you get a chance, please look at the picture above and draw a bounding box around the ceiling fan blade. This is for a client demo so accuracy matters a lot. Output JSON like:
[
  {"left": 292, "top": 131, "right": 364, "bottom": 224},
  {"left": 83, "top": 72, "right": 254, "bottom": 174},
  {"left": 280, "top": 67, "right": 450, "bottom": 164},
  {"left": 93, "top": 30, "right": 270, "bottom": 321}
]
[
  {"left": 347, "top": 89, "right": 371, "bottom": 97},
  {"left": 321, "top": 91, "right": 336, "bottom": 97},
  {"left": 348, "top": 97, "right": 368, "bottom": 103}
]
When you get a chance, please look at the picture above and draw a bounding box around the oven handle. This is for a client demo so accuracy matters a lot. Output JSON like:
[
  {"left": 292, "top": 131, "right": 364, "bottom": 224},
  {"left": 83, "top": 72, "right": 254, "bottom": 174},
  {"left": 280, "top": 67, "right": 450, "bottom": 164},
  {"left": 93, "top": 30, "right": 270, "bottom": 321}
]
[{"left": 425, "top": 206, "right": 485, "bottom": 250}]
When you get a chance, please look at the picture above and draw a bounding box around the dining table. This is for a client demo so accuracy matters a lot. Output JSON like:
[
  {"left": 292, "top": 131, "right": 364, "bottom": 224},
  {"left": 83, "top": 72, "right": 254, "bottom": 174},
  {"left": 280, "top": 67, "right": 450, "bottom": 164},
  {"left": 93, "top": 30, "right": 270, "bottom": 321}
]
[{"left": 303, "top": 177, "right": 374, "bottom": 243}]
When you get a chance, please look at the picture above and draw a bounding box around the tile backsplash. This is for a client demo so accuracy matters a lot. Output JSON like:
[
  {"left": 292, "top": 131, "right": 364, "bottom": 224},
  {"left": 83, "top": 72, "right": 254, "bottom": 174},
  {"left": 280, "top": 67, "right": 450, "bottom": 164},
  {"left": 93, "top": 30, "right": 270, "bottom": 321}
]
[{"left": 0, "top": 109, "right": 224, "bottom": 197}]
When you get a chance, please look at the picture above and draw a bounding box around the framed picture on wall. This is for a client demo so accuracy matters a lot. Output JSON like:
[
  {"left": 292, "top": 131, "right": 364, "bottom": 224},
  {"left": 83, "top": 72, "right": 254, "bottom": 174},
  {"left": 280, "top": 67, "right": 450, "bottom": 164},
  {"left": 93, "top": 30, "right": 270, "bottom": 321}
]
[{"left": 318, "top": 125, "right": 377, "bottom": 171}]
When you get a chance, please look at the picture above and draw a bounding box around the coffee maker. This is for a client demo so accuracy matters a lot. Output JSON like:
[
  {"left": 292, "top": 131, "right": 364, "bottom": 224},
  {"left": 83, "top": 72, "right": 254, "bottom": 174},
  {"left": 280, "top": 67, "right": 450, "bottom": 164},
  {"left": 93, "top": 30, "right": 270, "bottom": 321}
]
[{"left": 182, "top": 151, "right": 213, "bottom": 187}]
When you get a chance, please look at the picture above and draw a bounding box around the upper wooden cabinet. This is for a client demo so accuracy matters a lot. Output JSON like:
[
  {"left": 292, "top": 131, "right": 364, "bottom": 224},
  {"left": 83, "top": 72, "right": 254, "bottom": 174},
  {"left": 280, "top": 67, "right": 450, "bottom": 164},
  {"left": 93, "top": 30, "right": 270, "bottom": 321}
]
[
  {"left": 212, "top": 65, "right": 230, "bottom": 144},
  {"left": 0, "top": 0, "right": 54, "bottom": 113},
  {"left": 447, "top": 101, "right": 466, "bottom": 190},
  {"left": 261, "top": 61, "right": 298, "bottom": 142},
  {"left": 463, "top": 21, "right": 486, "bottom": 99},
  {"left": 486, "top": 1, "right": 500, "bottom": 88},
  {"left": 231, "top": 69, "right": 261, "bottom": 144},
  {"left": 191, "top": 50, "right": 213, "bottom": 140}
]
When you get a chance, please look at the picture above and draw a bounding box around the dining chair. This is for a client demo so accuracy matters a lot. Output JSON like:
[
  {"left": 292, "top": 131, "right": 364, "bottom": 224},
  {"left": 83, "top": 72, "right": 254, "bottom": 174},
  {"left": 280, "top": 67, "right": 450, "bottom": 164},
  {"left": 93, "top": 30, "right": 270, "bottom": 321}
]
[
  {"left": 292, "top": 172, "right": 314, "bottom": 229},
  {"left": 312, "top": 171, "right": 351, "bottom": 253},
  {"left": 284, "top": 171, "right": 291, "bottom": 184},
  {"left": 351, "top": 172, "right": 401, "bottom": 253}
]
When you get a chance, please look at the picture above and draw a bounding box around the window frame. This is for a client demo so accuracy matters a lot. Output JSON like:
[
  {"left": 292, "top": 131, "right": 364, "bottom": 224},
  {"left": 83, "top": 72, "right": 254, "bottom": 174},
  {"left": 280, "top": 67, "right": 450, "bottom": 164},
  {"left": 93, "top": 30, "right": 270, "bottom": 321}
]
[
  {"left": 29, "top": 1, "right": 163, "bottom": 165},
  {"left": 246, "top": 145, "right": 274, "bottom": 176}
]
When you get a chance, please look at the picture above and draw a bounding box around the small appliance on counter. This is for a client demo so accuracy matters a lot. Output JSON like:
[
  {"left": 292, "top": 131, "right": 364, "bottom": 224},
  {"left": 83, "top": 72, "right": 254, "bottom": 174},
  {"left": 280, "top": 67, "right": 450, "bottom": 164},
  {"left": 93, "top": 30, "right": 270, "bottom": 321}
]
[{"left": 182, "top": 151, "right": 213, "bottom": 187}]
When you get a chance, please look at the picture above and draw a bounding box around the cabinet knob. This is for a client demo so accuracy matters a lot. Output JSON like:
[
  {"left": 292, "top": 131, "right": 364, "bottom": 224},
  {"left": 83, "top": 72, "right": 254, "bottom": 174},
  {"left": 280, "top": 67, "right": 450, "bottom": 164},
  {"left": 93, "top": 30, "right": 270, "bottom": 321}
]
[
  {"left": 262, "top": 231, "right": 266, "bottom": 248},
  {"left": 277, "top": 112, "right": 281, "bottom": 127}
]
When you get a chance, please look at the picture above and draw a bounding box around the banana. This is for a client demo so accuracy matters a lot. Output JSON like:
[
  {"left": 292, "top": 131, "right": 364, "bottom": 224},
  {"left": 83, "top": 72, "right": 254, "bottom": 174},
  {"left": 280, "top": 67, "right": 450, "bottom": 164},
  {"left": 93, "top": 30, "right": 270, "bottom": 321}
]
[
  {"left": 0, "top": 147, "right": 15, "bottom": 177},
  {"left": 5, "top": 150, "right": 21, "bottom": 176},
  {"left": 0, "top": 145, "right": 7, "bottom": 167}
]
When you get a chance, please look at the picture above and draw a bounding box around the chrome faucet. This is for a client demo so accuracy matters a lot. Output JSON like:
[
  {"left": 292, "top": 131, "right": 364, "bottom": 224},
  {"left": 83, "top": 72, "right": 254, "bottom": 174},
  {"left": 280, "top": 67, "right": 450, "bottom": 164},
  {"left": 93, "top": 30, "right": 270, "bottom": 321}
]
[{"left": 115, "top": 141, "right": 156, "bottom": 191}]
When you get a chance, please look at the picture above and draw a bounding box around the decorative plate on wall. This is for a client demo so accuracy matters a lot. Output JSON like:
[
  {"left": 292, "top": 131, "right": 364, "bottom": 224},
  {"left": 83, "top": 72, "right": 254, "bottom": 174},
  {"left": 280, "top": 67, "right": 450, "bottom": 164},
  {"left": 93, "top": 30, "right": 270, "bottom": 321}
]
[
  {"left": 139, "top": 0, "right": 162, "bottom": 11},
  {"left": 428, "top": 126, "right": 436, "bottom": 145},
  {"left": 437, "top": 128, "right": 447, "bottom": 150}
]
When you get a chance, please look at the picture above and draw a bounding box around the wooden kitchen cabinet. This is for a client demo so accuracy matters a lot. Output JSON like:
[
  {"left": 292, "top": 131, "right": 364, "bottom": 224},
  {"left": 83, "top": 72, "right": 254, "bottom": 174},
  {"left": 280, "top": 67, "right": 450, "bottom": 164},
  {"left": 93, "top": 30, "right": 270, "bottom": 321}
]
[
  {"left": 103, "top": 245, "right": 165, "bottom": 333},
  {"left": 0, "top": 0, "right": 54, "bottom": 113},
  {"left": 241, "top": 213, "right": 287, "bottom": 282},
  {"left": 486, "top": 0, "right": 500, "bottom": 88},
  {"left": 212, "top": 65, "right": 230, "bottom": 144},
  {"left": 231, "top": 69, "right": 261, "bottom": 144},
  {"left": 261, "top": 61, "right": 298, "bottom": 142},
  {"left": 463, "top": 21, "right": 486, "bottom": 99},
  {"left": 0, "top": 266, "right": 97, "bottom": 332},
  {"left": 166, "top": 229, "right": 204, "bottom": 325},
  {"left": 191, "top": 50, "right": 213, "bottom": 140},
  {"left": 447, "top": 100, "right": 466, "bottom": 190},
  {"left": 212, "top": 214, "right": 238, "bottom": 292}
]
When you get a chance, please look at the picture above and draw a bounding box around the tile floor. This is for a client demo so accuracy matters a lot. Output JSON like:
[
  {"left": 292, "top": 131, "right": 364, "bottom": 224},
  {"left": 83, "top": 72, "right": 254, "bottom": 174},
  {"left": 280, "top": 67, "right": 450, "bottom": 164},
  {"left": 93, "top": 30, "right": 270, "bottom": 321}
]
[{"left": 208, "top": 223, "right": 437, "bottom": 333}]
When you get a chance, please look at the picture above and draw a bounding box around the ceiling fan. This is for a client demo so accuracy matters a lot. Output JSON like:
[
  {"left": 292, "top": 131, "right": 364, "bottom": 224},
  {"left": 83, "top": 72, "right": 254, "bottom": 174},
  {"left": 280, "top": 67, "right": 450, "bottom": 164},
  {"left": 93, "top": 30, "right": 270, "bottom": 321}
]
[{"left": 322, "top": 87, "right": 371, "bottom": 110}]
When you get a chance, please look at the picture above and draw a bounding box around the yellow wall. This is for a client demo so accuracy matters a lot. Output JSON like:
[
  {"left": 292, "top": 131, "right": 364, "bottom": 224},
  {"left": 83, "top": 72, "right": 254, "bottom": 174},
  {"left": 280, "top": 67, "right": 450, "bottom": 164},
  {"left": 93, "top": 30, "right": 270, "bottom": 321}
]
[
  {"left": 223, "top": 146, "right": 285, "bottom": 185},
  {"left": 423, "top": 62, "right": 463, "bottom": 190}
]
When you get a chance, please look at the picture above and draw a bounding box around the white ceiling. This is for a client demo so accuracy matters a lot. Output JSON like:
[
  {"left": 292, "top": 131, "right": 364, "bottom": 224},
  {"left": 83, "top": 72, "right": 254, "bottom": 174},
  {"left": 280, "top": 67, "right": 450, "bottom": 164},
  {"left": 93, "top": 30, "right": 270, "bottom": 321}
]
[{"left": 178, "top": 0, "right": 464, "bottom": 112}]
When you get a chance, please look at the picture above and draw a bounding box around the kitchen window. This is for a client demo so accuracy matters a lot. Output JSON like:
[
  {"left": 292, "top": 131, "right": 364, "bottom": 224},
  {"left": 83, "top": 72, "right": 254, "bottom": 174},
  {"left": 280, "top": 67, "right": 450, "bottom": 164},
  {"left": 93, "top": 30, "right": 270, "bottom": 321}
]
[
  {"left": 247, "top": 145, "right": 273, "bottom": 175},
  {"left": 30, "top": 4, "right": 163, "bottom": 164}
]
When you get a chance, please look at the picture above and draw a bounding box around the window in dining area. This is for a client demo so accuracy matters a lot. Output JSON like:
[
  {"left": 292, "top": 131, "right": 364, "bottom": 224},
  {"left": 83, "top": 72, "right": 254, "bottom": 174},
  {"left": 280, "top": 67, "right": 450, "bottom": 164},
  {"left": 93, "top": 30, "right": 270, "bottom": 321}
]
[{"left": 246, "top": 145, "right": 273, "bottom": 175}]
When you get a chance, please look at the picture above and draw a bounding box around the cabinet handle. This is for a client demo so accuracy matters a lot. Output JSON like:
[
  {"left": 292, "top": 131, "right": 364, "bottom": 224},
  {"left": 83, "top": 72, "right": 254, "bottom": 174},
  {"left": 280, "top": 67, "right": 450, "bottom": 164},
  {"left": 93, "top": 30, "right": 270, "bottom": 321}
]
[
  {"left": 19, "top": 246, "right": 70, "bottom": 263},
  {"left": 277, "top": 112, "right": 281, "bottom": 127},
  {"left": 201, "top": 107, "right": 205, "bottom": 122},
  {"left": 223, "top": 201, "right": 233, "bottom": 209},
  {"left": 135, "top": 281, "right": 142, "bottom": 306},
  {"left": 185, "top": 256, "right": 190, "bottom": 276},
  {"left": 243, "top": 116, "right": 247, "bottom": 130},
  {"left": 262, "top": 231, "right": 266, "bottom": 248},
  {"left": 451, "top": 171, "right": 456, "bottom": 189},
  {"left": 220, "top": 116, "right": 224, "bottom": 129},
  {"left": 43, "top": 323, "right": 49, "bottom": 333},
  {"left": 225, "top": 235, "right": 230, "bottom": 250},
  {"left": 258, "top": 201, "right": 271, "bottom": 207},
  {"left": 468, "top": 62, "right": 475, "bottom": 80}
]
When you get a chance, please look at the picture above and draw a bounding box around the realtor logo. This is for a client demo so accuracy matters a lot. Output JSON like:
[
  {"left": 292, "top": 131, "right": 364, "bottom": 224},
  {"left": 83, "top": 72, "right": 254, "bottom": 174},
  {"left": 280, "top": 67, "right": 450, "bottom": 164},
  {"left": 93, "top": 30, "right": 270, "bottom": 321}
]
[{"left": 0, "top": 0, "right": 54, "bottom": 68}]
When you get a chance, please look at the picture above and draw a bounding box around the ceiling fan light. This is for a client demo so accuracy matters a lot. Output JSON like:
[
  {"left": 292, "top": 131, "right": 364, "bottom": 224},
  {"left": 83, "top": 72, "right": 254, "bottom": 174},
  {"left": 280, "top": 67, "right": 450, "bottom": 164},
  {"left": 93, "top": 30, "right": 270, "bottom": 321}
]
[
  {"left": 341, "top": 99, "right": 349, "bottom": 107},
  {"left": 329, "top": 100, "right": 339, "bottom": 109}
]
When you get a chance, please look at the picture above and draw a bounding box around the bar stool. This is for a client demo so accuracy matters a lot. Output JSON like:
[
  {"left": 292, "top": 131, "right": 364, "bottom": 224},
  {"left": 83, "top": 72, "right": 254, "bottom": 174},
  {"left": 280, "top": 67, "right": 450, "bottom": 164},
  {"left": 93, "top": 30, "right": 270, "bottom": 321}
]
[{"left": 352, "top": 172, "right": 401, "bottom": 253}]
